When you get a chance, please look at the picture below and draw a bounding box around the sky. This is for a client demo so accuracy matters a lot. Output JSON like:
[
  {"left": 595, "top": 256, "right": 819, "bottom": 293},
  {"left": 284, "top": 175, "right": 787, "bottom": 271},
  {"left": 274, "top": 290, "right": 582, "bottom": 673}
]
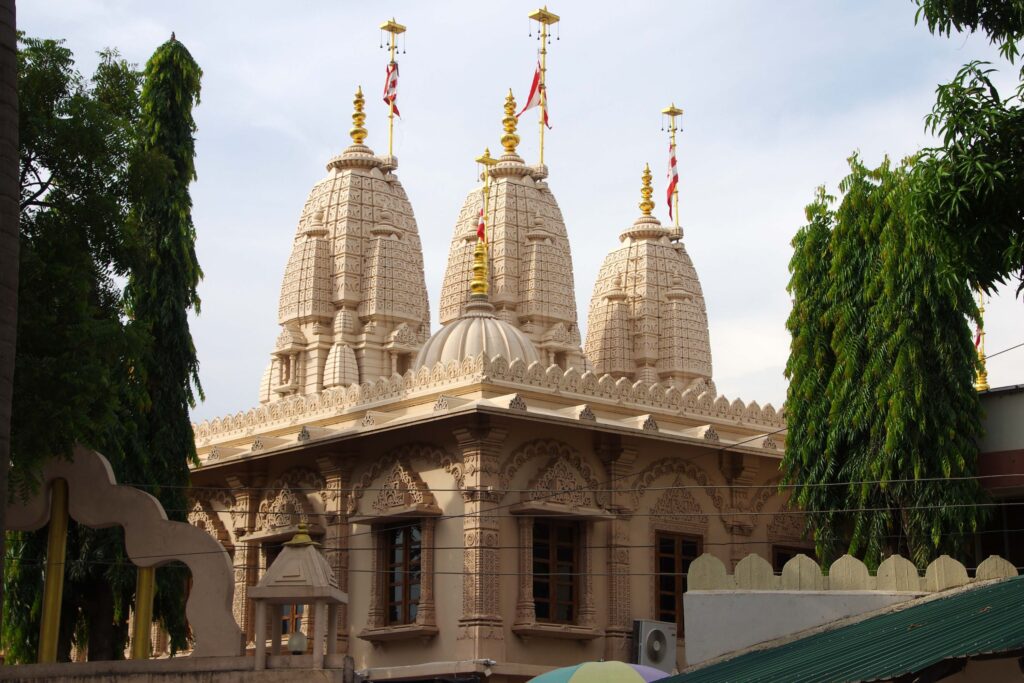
[{"left": 21, "top": 1, "right": 1024, "bottom": 422}]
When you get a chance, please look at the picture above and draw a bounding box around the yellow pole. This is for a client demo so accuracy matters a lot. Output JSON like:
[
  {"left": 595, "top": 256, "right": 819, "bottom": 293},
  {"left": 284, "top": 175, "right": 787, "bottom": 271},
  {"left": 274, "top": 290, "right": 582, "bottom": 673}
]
[
  {"left": 38, "top": 478, "right": 69, "bottom": 664},
  {"left": 380, "top": 18, "right": 406, "bottom": 158},
  {"left": 131, "top": 566, "right": 156, "bottom": 659},
  {"left": 539, "top": 19, "right": 547, "bottom": 165},
  {"left": 975, "top": 287, "right": 990, "bottom": 392},
  {"left": 662, "top": 103, "right": 684, "bottom": 230},
  {"left": 529, "top": 7, "right": 559, "bottom": 166},
  {"left": 388, "top": 30, "right": 395, "bottom": 157},
  {"left": 474, "top": 148, "right": 498, "bottom": 296}
]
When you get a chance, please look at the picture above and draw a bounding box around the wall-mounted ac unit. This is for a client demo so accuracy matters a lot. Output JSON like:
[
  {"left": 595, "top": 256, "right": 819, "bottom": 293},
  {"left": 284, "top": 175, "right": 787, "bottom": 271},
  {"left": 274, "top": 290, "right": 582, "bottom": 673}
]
[{"left": 632, "top": 619, "right": 678, "bottom": 674}]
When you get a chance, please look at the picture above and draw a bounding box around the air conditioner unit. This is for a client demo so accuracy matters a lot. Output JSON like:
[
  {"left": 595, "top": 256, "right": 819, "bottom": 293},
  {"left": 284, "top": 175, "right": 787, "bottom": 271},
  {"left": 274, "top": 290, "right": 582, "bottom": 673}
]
[{"left": 633, "top": 619, "right": 678, "bottom": 674}]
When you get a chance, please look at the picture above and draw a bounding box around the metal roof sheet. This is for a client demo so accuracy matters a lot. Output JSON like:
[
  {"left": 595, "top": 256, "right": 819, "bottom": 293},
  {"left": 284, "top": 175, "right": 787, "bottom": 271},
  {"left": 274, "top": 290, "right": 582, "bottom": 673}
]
[{"left": 665, "top": 575, "right": 1024, "bottom": 683}]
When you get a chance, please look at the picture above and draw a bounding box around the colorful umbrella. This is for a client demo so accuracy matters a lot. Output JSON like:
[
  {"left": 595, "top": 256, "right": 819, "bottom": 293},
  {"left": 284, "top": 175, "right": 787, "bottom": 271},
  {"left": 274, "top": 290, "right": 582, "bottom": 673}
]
[{"left": 528, "top": 661, "right": 669, "bottom": 683}]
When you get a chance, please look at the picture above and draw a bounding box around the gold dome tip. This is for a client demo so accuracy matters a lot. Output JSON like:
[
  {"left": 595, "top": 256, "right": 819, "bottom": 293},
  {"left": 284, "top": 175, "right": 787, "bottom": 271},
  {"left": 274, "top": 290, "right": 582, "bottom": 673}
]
[
  {"left": 639, "top": 163, "right": 654, "bottom": 216},
  {"left": 501, "top": 90, "right": 520, "bottom": 154},
  {"left": 350, "top": 86, "right": 368, "bottom": 145}
]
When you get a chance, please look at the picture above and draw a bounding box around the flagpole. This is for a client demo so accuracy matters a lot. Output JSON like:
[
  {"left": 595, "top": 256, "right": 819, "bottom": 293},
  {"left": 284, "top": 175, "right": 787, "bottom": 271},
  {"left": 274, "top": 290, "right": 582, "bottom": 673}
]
[
  {"left": 475, "top": 148, "right": 498, "bottom": 280},
  {"left": 975, "top": 286, "right": 990, "bottom": 392},
  {"left": 529, "top": 6, "right": 559, "bottom": 166},
  {"left": 380, "top": 18, "right": 406, "bottom": 158},
  {"left": 662, "top": 103, "right": 683, "bottom": 230}
]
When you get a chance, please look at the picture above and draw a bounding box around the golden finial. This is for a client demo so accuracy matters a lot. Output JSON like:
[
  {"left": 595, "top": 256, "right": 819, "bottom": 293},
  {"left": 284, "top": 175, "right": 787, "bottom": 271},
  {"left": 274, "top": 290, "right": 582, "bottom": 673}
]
[
  {"left": 639, "top": 163, "right": 654, "bottom": 216},
  {"left": 350, "top": 86, "right": 367, "bottom": 145},
  {"left": 284, "top": 523, "right": 319, "bottom": 548},
  {"left": 470, "top": 240, "right": 488, "bottom": 298},
  {"left": 501, "top": 89, "right": 520, "bottom": 155}
]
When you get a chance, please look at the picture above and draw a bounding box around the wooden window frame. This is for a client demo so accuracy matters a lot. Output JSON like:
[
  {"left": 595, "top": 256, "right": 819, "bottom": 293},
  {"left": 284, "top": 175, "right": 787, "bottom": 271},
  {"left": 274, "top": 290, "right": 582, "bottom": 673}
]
[
  {"left": 382, "top": 522, "right": 422, "bottom": 626},
  {"left": 532, "top": 518, "right": 580, "bottom": 625},
  {"left": 654, "top": 531, "right": 702, "bottom": 633}
]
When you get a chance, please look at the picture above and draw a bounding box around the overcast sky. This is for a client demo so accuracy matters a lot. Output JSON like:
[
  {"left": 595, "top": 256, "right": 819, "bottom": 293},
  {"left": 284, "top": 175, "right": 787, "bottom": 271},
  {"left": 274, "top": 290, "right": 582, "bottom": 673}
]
[{"left": 22, "top": 1, "right": 1024, "bottom": 421}]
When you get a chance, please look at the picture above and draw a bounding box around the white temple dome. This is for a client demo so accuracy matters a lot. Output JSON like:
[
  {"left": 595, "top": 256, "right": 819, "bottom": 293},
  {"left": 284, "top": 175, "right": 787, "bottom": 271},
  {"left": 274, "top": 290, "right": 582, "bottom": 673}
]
[{"left": 414, "top": 299, "right": 540, "bottom": 369}]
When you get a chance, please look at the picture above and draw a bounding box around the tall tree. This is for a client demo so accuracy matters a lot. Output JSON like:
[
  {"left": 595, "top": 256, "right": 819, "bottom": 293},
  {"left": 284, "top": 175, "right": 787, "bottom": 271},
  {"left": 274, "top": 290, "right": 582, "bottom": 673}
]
[
  {"left": 913, "top": 0, "right": 1024, "bottom": 294},
  {"left": 125, "top": 34, "right": 203, "bottom": 651},
  {"left": 5, "top": 36, "right": 144, "bottom": 662},
  {"left": 783, "top": 156, "right": 987, "bottom": 568},
  {"left": 0, "top": 0, "right": 18, "bottom": 654}
]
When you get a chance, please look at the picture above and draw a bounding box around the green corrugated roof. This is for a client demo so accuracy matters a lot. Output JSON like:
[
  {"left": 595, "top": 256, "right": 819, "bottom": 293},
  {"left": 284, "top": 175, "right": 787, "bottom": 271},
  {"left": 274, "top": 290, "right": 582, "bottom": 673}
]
[{"left": 665, "top": 575, "right": 1024, "bottom": 683}]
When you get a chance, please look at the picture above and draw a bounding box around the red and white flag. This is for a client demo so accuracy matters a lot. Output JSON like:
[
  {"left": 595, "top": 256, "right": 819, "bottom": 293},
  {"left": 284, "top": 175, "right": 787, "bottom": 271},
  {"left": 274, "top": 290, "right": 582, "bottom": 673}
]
[
  {"left": 517, "top": 61, "right": 550, "bottom": 128},
  {"left": 477, "top": 207, "right": 486, "bottom": 243},
  {"left": 383, "top": 62, "right": 400, "bottom": 117},
  {"left": 667, "top": 142, "right": 679, "bottom": 220},
  {"left": 975, "top": 327, "right": 982, "bottom": 349}
]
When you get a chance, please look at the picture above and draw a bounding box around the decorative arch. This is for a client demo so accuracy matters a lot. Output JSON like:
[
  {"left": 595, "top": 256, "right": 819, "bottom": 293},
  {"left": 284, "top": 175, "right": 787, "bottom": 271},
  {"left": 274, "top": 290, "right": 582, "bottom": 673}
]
[
  {"left": 346, "top": 443, "right": 462, "bottom": 515},
  {"left": 370, "top": 459, "right": 435, "bottom": 513},
  {"left": 499, "top": 438, "right": 608, "bottom": 507},
  {"left": 650, "top": 479, "right": 709, "bottom": 532},
  {"left": 187, "top": 493, "right": 233, "bottom": 548},
  {"left": 256, "top": 467, "right": 326, "bottom": 533},
  {"left": 631, "top": 457, "right": 725, "bottom": 511}
]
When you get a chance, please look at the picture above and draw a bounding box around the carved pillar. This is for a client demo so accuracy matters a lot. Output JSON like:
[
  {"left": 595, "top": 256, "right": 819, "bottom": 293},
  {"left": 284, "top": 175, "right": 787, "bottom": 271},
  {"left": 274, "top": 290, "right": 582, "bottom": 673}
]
[
  {"left": 453, "top": 418, "right": 507, "bottom": 661},
  {"left": 317, "top": 454, "right": 352, "bottom": 654},
  {"left": 720, "top": 452, "right": 759, "bottom": 568},
  {"left": 227, "top": 474, "right": 264, "bottom": 646},
  {"left": 601, "top": 437, "right": 637, "bottom": 661},
  {"left": 514, "top": 517, "right": 535, "bottom": 626}
]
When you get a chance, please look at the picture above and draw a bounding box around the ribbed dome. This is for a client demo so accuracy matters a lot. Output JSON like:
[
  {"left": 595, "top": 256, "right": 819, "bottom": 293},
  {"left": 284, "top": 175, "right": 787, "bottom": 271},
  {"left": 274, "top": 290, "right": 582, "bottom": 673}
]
[{"left": 414, "top": 298, "right": 540, "bottom": 369}]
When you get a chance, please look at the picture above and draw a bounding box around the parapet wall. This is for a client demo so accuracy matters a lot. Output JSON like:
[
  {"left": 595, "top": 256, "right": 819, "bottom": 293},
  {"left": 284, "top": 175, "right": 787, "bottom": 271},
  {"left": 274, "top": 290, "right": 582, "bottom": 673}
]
[
  {"left": 688, "top": 552, "right": 1018, "bottom": 592},
  {"left": 683, "top": 552, "right": 1019, "bottom": 666}
]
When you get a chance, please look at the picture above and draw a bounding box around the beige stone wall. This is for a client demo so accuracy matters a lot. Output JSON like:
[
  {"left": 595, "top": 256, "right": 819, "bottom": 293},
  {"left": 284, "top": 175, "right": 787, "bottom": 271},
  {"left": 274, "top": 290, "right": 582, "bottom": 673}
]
[{"left": 191, "top": 412, "right": 789, "bottom": 676}]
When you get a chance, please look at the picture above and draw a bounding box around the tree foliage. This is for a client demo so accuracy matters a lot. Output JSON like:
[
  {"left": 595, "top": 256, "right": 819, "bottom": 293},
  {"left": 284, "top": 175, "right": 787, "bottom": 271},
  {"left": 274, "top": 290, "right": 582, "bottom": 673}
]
[
  {"left": 914, "top": 0, "right": 1024, "bottom": 294},
  {"left": 783, "top": 156, "right": 987, "bottom": 568},
  {"left": 5, "top": 34, "right": 203, "bottom": 661},
  {"left": 124, "top": 35, "right": 204, "bottom": 653}
]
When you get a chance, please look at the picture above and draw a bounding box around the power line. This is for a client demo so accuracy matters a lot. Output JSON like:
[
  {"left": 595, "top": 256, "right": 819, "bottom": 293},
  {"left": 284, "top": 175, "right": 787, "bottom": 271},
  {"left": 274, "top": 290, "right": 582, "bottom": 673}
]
[{"left": 985, "top": 340, "right": 1024, "bottom": 360}]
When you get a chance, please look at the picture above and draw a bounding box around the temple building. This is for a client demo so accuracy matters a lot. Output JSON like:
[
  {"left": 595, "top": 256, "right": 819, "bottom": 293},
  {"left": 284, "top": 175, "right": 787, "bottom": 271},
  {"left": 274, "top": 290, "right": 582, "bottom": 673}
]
[{"left": 188, "top": 77, "right": 792, "bottom": 681}]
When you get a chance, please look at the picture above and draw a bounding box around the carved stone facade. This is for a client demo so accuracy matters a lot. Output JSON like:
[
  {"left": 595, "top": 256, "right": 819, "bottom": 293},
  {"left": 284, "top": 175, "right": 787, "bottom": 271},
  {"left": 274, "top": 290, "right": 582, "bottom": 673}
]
[
  {"left": 189, "top": 85, "right": 792, "bottom": 683},
  {"left": 586, "top": 207, "right": 713, "bottom": 386},
  {"left": 259, "top": 137, "right": 430, "bottom": 403},
  {"left": 439, "top": 152, "right": 585, "bottom": 370}
]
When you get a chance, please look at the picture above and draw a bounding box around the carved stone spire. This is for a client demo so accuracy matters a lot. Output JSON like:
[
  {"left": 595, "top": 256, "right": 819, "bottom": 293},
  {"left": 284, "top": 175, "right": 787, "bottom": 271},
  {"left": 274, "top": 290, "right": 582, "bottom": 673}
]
[{"left": 585, "top": 166, "right": 712, "bottom": 387}]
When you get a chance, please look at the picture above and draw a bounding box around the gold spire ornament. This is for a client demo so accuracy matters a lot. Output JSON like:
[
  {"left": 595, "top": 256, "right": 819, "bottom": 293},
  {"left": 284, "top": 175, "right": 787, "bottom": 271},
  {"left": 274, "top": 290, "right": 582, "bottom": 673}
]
[
  {"left": 662, "top": 103, "right": 684, "bottom": 229},
  {"left": 528, "top": 6, "right": 559, "bottom": 165},
  {"left": 501, "top": 89, "right": 521, "bottom": 155},
  {"left": 975, "top": 287, "right": 990, "bottom": 392},
  {"left": 639, "top": 163, "right": 654, "bottom": 216},
  {"left": 379, "top": 18, "right": 406, "bottom": 157},
  {"left": 471, "top": 148, "right": 499, "bottom": 299},
  {"left": 350, "top": 86, "right": 367, "bottom": 145}
]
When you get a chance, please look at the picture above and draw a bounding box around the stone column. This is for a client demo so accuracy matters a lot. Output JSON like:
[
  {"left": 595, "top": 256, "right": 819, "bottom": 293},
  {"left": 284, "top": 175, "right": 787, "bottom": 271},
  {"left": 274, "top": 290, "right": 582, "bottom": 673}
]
[
  {"left": 453, "top": 418, "right": 507, "bottom": 662},
  {"left": 601, "top": 437, "right": 637, "bottom": 662},
  {"left": 317, "top": 454, "right": 353, "bottom": 654},
  {"left": 227, "top": 474, "right": 264, "bottom": 647}
]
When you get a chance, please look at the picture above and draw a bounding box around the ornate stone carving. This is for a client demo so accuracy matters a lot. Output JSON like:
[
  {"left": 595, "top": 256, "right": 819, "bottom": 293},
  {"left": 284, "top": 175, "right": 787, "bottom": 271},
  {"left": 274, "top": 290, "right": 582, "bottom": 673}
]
[
  {"left": 370, "top": 460, "right": 432, "bottom": 513},
  {"left": 631, "top": 458, "right": 725, "bottom": 511},
  {"left": 500, "top": 439, "right": 609, "bottom": 509},
  {"left": 346, "top": 443, "right": 463, "bottom": 515}
]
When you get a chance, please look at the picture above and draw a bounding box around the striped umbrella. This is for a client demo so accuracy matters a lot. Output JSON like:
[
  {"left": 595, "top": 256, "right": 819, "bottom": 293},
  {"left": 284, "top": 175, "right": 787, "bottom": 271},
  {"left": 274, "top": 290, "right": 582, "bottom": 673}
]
[{"left": 528, "top": 661, "right": 669, "bottom": 683}]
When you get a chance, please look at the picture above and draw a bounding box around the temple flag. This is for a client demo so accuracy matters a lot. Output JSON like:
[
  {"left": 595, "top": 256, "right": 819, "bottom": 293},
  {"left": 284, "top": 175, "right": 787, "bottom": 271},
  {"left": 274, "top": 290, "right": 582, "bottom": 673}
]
[
  {"left": 667, "top": 142, "right": 679, "bottom": 219},
  {"left": 477, "top": 208, "right": 486, "bottom": 243},
  {"left": 517, "top": 61, "right": 550, "bottom": 128},
  {"left": 975, "top": 327, "right": 982, "bottom": 349},
  {"left": 383, "top": 62, "right": 400, "bottom": 117}
]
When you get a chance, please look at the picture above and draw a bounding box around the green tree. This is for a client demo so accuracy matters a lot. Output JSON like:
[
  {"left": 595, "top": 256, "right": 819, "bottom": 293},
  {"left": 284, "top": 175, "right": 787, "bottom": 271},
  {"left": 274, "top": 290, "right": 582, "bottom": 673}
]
[
  {"left": 5, "top": 34, "right": 204, "bottom": 662},
  {"left": 913, "top": 0, "right": 1024, "bottom": 294},
  {"left": 0, "top": 0, "right": 19, "bottom": 650},
  {"left": 124, "top": 34, "right": 203, "bottom": 652},
  {"left": 783, "top": 156, "right": 987, "bottom": 568},
  {"left": 5, "top": 35, "right": 144, "bottom": 662}
]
